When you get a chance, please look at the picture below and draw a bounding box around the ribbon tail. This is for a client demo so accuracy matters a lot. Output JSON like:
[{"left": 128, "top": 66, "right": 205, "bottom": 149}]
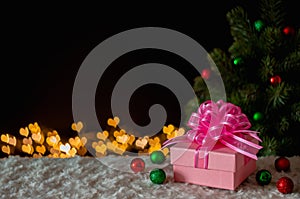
[
  {"left": 219, "top": 139, "right": 259, "bottom": 160},
  {"left": 228, "top": 133, "right": 263, "bottom": 150},
  {"left": 234, "top": 130, "right": 262, "bottom": 142},
  {"left": 161, "top": 135, "right": 190, "bottom": 149}
]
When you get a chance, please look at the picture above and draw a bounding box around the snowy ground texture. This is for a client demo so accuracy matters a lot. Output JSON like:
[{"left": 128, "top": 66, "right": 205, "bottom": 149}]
[{"left": 0, "top": 155, "right": 299, "bottom": 199}]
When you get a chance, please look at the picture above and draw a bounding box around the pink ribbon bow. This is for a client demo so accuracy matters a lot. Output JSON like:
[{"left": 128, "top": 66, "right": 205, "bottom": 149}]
[{"left": 163, "top": 100, "right": 263, "bottom": 168}]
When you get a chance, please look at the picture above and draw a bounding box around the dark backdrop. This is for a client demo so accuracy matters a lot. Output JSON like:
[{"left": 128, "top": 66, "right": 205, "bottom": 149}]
[{"left": 1, "top": 1, "right": 298, "bottom": 138}]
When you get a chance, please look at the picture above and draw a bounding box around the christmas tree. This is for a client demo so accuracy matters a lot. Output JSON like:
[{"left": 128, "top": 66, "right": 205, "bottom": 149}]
[{"left": 192, "top": 0, "right": 300, "bottom": 156}]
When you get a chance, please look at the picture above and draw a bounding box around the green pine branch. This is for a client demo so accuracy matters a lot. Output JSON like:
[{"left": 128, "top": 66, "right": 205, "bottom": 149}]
[
  {"left": 266, "top": 82, "right": 291, "bottom": 111},
  {"left": 259, "top": 27, "right": 283, "bottom": 55},
  {"left": 259, "top": 0, "right": 285, "bottom": 28},
  {"left": 281, "top": 50, "right": 300, "bottom": 71},
  {"left": 209, "top": 48, "right": 235, "bottom": 84},
  {"left": 279, "top": 116, "right": 289, "bottom": 133},
  {"left": 259, "top": 55, "right": 276, "bottom": 81},
  {"left": 291, "top": 103, "right": 300, "bottom": 122},
  {"left": 226, "top": 6, "right": 257, "bottom": 59},
  {"left": 259, "top": 136, "right": 278, "bottom": 156},
  {"left": 226, "top": 6, "right": 253, "bottom": 43}
]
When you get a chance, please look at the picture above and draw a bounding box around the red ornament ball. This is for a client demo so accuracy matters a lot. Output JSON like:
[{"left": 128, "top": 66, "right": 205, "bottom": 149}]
[
  {"left": 270, "top": 75, "right": 282, "bottom": 85},
  {"left": 283, "top": 26, "right": 295, "bottom": 36},
  {"left": 201, "top": 69, "right": 211, "bottom": 80},
  {"left": 276, "top": 177, "right": 294, "bottom": 194},
  {"left": 130, "top": 158, "right": 145, "bottom": 173},
  {"left": 275, "top": 156, "right": 290, "bottom": 172}
]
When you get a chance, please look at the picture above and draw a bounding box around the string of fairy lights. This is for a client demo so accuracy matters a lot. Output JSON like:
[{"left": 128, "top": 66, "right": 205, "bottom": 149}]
[{"left": 0, "top": 117, "right": 185, "bottom": 158}]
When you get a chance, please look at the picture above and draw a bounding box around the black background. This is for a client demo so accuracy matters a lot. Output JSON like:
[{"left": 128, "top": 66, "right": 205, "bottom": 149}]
[{"left": 1, "top": 1, "right": 298, "bottom": 138}]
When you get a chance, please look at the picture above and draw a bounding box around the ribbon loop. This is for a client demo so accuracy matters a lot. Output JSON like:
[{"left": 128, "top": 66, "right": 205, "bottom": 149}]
[{"left": 163, "top": 100, "right": 262, "bottom": 168}]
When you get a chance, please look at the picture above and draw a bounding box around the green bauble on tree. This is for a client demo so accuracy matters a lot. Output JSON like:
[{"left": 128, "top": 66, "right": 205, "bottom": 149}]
[
  {"left": 253, "top": 112, "right": 263, "bottom": 121},
  {"left": 233, "top": 57, "right": 243, "bottom": 65},
  {"left": 254, "top": 19, "right": 264, "bottom": 32},
  {"left": 192, "top": 0, "right": 300, "bottom": 157}
]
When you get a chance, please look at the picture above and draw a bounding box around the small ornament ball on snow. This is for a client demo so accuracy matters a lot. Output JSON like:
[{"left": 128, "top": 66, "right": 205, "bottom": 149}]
[
  {"left": 150, "top": 150, "right": 166, "bottom": 164},
  {"left": 256, "top": 169, "right": 272, "bottom": 186},
  {"left": 150, "top": 168, "right": 166, "bottom": 184},
  {"left": 276, "top": 177, "right": 294, "bottom": 194},
  {"left": 130, "top": 158, "right": 145, "bottom": 173},
  {"left": 274, "top": 156, "right": 290, "bottom": 172}
]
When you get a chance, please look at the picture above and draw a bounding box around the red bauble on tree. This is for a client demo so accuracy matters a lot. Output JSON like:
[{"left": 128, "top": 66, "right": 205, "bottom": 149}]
[
  {"left": 276, "top": 177, "right": 294, "bottom": 194},
  {"left": 201, "top": 68, "right": 211, "bottom": 80},
  {"left": 275, "top": 156, "right": 290, "bottom": 172},
  {"left": 270, "top": 75, "right": 282, "bottom": 85},
  {"left": 283, "top": 26, "right": 295, "bottom": 36}
]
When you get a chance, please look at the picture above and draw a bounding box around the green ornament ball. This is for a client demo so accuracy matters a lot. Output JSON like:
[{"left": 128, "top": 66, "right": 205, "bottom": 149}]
[
  {"left": 150, "top": 168, "right": 166, "bottom": 184},
  {"left": 150, "top": 150, "right": 166, "bottom": 164},
  {"left": 256, "top": 169, "right": 272, "bottom": 186},
  {"left": 254, "top": 20, "right": 264, "bottom": 31},
  {"left": 253, "top": 112, "right": 263, "bottom": 121},
  {"left": 233, "top": 57, "right": 242, "bottom": 65}
]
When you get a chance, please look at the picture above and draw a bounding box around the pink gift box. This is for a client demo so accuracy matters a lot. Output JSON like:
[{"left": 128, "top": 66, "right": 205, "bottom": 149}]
[
  {"left": 170, "top": 141, "right": 257, "bottom": 190},
  {"left": 173, "top": 159, "right": 256, "bottom": 190}
]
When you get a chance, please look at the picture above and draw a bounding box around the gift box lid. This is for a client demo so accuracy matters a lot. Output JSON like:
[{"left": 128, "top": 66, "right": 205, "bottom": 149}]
[{"left": 170, "top": 142, "right": 247, "bottom": 172}]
